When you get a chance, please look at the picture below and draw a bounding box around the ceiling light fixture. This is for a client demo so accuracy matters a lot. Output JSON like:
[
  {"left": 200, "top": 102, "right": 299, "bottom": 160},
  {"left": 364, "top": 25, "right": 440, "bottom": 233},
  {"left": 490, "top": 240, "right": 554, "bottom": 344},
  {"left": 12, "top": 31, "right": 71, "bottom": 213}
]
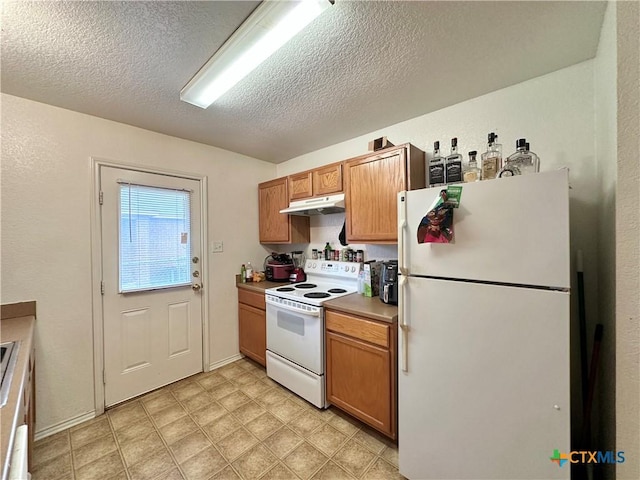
[{"left": 180, "top": 0, "right": 333, "bottom": 108}]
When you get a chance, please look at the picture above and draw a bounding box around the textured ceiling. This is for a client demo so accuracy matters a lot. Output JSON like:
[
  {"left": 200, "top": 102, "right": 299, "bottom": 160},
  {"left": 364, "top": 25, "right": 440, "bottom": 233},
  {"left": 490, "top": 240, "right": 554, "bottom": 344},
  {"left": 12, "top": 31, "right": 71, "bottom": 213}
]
[{"left": 1, "top": 1, "right": 607, "bottom": 163}]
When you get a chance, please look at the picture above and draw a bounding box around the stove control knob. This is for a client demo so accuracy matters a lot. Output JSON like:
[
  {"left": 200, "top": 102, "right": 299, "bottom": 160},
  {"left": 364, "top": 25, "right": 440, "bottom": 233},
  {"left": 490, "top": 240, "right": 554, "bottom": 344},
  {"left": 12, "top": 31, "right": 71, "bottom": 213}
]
[
  {"left": 351, "top": 266, "right": 356, "bottom": 272},
  {"left": 313, "top": 263, "right": 317, "bottom": 268},
  {"left": 344, "top": 265, "right": 349, "bottom": 272}
]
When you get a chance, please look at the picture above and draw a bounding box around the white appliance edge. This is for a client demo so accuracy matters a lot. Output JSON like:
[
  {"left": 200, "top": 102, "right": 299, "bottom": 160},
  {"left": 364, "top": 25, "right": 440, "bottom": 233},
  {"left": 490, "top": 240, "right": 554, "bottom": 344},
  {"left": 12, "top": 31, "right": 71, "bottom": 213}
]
[{"left": 397, "top": 170, "right": 571, "bottom": 480}]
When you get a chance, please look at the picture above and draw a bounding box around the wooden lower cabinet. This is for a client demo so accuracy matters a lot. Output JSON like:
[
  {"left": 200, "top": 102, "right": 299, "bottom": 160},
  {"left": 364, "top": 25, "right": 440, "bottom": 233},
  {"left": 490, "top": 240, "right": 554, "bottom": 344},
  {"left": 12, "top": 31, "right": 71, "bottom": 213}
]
[
  {"left": 238, "top": 289, "right": 266, "bottom": 366},
  {"left": 325, "top": 310, "right": 397, "bottom": 439}
]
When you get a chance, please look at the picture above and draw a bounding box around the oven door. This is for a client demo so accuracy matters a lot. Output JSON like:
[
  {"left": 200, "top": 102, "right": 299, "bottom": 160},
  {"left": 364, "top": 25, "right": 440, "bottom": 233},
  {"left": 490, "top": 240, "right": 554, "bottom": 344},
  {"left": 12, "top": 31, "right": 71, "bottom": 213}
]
[{"left": 266, "top": 297, "right": 323, "bottom": 375}]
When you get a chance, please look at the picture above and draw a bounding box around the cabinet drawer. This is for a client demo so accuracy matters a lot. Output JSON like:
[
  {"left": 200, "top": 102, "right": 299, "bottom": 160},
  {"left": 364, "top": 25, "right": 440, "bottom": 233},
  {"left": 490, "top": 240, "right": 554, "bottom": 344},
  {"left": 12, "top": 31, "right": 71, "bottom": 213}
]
[
  {"left": 325, "top": 310, "right": 389, "bottom": 348},
  {"left": 238, "top": 289, "right": 266, "bottom": 310}
]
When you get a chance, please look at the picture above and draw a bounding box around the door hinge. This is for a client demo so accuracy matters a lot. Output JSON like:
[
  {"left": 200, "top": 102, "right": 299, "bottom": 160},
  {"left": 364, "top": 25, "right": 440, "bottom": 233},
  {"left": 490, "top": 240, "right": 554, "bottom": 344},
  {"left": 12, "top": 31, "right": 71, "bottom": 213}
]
[
  {"left": 103, "top": 370, "right": 106, "bottom": 385},
  {"left": 99, "top": 191, "right": 104, "bottom": 205},
  {"left": 100, "top": 281, "right": 105, "bottom": 295}
]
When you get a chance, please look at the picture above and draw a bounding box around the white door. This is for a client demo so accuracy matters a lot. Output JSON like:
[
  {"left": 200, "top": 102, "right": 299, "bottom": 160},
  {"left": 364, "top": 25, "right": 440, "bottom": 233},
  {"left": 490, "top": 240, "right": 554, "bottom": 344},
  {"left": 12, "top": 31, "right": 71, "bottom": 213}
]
[
  {"left": 100, "top": 166, "right": 203, "bottom": 406},
  {"left": 399, "top": 169, "right": 570, "bottom": 289},
  {"left": 398, "top": 277, "right": 570, "bottom": 480}
]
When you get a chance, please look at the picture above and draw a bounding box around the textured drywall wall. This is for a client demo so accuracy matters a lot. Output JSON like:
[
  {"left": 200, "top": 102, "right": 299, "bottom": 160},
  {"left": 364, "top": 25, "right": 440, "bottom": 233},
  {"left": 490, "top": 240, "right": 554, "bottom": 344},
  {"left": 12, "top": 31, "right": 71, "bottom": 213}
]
[
  {"left": 593, "top": 2, "right": 617, "bottom": 477},
  {"left": 0, "top": 94, "right": 275, "bottom": 433},
  {"left": 615, "top": 0, "right": 640, "bottom": 477},
  {"left": 278, "top": 61, "right": 600, "bottom": 447}
]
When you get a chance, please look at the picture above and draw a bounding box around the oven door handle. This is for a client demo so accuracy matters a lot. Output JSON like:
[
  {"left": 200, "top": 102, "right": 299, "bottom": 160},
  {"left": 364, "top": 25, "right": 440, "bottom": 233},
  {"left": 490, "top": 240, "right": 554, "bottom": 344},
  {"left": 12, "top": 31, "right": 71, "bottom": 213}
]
[{"left": 265, "top": 297, "right": 321, "bottom": 317}]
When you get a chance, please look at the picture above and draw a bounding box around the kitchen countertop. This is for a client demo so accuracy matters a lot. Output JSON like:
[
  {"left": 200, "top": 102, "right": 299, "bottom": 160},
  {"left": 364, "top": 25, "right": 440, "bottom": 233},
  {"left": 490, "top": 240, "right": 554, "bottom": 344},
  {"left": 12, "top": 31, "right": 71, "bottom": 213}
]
[
  {"left": 1, "top": 302, "right": 36, "bottom": 480},
  {"left": 236, "top": 278, "right": 290, "bottom": 293},
  {"left": 235, "top": 277, "right": 397, "bottom": 323},
  {"left": 324, "top": 293, "right": 398, "bottom": 324}
]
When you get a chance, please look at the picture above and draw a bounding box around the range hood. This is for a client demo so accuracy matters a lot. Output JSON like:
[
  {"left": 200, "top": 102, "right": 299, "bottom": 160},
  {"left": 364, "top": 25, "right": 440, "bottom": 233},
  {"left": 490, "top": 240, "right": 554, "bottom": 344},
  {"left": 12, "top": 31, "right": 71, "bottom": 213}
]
[{"left": 280, "top": 193, "right": 345, "bottom": 216}]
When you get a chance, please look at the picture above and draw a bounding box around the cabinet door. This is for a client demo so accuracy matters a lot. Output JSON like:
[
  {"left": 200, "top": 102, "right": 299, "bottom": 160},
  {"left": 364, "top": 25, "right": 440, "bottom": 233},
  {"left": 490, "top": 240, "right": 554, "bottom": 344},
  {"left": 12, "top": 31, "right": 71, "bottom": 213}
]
[
  {"left": 313, "top": 163, "right": 342, "bottom": 196},
  {"left": 326, "top": 331, "right": 393, "bottom": 437},
  {"left": 289, "top": 172, "right": 314, "bottom": 200},
  {"left": 238, "top": 303, "right": 266, "bottom": 366},
  {"left": 345, "top": 149, "right": 406, "bottom": 243},
  {"left": 259, "top": 178, "right": 290, "bottom": 243},
  {"left": 259, "top": 177, "right": 310, "bottom": 244}
]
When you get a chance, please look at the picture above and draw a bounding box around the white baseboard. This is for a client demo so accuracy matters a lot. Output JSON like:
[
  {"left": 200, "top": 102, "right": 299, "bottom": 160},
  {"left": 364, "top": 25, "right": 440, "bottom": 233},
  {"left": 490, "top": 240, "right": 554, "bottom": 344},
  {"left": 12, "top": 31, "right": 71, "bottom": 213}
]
[
  {"left": 34, "top": 410, "right": 96, "bottom": 441},
  {"left": 209, "top": 353, "right": 243, "bottom": 371}
]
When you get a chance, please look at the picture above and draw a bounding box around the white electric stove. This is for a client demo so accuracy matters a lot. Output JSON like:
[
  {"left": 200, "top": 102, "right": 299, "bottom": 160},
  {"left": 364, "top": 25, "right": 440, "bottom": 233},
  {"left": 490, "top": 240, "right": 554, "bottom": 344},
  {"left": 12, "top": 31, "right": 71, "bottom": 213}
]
[{"left": 265, "top": 260, "right": 361, "bottom": 408}]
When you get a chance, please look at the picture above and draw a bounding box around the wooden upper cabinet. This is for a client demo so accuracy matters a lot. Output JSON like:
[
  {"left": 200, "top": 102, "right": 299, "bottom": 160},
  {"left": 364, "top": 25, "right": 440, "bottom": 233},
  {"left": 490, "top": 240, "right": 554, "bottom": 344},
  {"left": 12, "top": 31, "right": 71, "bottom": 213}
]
[
  {"left": 312, "top": 162, "right": 342, "bottom": 196},
  {"left": 259, "top": 177, "right": 310, "bottom": 244},
  {"left": 344, "top": 144, "right": 424, "bottom": 243},
  {"left": 289, "top": 171, "right": 313, "bottom": 201},
  {"left": 288, "top": 162, "right": 343, "bottom": 201}
]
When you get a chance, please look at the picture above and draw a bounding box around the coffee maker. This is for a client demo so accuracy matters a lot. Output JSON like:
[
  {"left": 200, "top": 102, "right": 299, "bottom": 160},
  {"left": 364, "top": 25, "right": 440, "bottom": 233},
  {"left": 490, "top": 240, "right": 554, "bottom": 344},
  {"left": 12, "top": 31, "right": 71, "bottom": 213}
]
[{"left": 379, "top": 260, "right": 399, "bottom": 305}]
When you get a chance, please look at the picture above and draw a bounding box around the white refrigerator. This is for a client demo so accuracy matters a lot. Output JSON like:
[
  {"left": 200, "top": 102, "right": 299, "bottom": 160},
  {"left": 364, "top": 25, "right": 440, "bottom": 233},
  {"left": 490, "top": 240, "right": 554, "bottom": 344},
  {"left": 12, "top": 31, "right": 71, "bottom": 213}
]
[{"left": 397, "top": 169, "right": 571, "bottom": 480}]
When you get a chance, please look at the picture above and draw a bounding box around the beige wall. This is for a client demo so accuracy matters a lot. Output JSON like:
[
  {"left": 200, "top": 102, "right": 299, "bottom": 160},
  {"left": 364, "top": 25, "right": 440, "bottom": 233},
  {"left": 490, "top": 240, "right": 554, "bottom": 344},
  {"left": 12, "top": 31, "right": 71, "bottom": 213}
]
[
  {"left": 279, "top": 61, "right": 601, "bottom": 447},
  {"left": 616, "top": 0, "right": 640, "bottom": 478},
  {"left": 594, "top": 1, "right": 617, "bottom": 476},
  {"left": 0, "top": 94, "right": 276, "bottom": 434}
]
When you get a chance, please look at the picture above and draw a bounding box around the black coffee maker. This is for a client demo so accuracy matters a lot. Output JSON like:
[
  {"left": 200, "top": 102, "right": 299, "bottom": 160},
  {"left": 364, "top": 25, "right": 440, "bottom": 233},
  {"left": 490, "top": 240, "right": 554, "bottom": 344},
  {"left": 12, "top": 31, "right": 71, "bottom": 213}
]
[{"left": 379, "top": 260, "right": 399, "bottom": 305}]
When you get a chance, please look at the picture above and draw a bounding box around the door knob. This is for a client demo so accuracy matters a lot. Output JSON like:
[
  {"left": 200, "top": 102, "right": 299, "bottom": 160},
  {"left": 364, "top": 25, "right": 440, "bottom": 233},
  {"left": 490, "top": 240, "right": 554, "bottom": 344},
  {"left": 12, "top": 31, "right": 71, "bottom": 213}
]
[{"left": 192, "top": 284, "right": 202, "bottom": 292}]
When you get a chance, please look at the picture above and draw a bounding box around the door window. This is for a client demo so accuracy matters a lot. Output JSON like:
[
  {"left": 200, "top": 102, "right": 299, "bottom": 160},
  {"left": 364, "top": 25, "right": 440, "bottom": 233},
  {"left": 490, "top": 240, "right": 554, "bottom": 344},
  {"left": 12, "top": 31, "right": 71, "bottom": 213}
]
[{"left": 119, "top": 182, "right": 192, "bottom": 293}]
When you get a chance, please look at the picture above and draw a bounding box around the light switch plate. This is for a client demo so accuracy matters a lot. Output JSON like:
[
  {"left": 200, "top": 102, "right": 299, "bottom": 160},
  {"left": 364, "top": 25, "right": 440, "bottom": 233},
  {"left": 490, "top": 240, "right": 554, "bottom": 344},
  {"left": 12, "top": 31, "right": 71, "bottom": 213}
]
[{"left": 210, "top": 241, "right": 223, "bottom": 253}]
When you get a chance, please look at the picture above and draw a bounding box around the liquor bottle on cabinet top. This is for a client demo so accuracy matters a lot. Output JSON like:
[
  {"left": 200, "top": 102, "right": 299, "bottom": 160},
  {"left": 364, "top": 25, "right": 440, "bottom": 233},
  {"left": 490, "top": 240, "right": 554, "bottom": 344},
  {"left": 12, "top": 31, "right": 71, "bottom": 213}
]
[
  {"left": 499, "top": 138, "right": 540, "bottom": 177},
  {"left": 525, "top": 142, "right": 540, "bottom": 173},
  {"left": 481, "top": 132, "right": 502, "bottom": 180},
  {"left": 463, "top": 151, "right": 481, "bottom": 183},
  {"left": 445, "top": 138, "right": 463, "bottom": 184},
  {"left": 428, "top": 141, "right": 445, "bottom": 187}
]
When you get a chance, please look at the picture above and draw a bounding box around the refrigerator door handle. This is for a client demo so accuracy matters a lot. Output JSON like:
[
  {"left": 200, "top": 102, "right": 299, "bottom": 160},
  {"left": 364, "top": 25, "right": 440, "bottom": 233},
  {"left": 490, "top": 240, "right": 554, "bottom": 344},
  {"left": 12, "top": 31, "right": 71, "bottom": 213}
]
[
  {"left": 398, "top": 191, "right": 408, "bottom": 276},
  {"left": 398, "top": 274, "right": 408, "bottom": 372}
]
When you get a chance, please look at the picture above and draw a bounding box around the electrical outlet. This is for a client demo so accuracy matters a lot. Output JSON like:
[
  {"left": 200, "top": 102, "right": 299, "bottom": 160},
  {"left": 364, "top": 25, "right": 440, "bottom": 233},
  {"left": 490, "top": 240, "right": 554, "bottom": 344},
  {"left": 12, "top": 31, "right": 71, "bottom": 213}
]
[{"left": 210, "top": 241, "right": 223, "bottom": 253}]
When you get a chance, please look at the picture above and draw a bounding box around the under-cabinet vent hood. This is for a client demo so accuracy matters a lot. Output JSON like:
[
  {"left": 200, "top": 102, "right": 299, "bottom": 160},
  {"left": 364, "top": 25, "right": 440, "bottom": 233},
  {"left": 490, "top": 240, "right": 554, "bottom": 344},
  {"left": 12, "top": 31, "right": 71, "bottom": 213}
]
[{"left": 280, "top": 193, "right": 345, "bottom": 216}]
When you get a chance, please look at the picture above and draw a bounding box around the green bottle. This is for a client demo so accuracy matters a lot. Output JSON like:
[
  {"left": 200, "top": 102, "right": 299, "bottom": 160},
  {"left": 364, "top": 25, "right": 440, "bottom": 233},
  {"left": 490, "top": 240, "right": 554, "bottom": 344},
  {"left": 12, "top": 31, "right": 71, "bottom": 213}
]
[
  {"left": 240, "top": 264, "right": 246, "bottom": 283},
  {"left": 324, "top": 242, "right": 331, "bottom": 261}
]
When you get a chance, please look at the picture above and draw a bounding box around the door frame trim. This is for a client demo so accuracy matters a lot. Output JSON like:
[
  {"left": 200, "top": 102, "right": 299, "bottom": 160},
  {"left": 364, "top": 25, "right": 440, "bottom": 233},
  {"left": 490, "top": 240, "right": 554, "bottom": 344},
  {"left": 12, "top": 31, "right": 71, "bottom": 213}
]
[{"left": 90, "top": 157, "right": 209, "bottom": 415}]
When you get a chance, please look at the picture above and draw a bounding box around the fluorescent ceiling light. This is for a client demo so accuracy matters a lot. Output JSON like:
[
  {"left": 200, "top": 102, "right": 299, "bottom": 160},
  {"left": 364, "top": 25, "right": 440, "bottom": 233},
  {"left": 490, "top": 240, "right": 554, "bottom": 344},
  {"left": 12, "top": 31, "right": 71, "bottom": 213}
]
[{"left": 180, "top": 0, "right": 333, "bottom": 108}]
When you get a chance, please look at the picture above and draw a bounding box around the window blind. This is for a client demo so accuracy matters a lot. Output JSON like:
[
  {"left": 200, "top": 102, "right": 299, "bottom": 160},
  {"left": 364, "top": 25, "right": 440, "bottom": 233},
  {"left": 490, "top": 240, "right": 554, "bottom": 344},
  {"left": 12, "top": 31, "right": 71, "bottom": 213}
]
[{"left": 119, "top": 183, "right": 192, "bottom": 293}]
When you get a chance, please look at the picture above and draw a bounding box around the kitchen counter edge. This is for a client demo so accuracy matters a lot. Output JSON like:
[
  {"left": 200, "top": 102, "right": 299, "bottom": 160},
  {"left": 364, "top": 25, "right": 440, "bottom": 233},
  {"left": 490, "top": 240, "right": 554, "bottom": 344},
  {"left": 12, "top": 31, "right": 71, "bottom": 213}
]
[{"left": 236, "top": 279, "right": 290, "bottom": 294}]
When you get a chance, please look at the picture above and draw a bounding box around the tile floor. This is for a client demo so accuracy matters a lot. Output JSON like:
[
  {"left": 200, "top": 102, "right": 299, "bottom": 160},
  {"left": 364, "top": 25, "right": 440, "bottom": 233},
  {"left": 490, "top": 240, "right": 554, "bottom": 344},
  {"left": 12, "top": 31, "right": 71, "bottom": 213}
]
[{"left": 31, "top": 358, "right": 404, "bottom": 480}]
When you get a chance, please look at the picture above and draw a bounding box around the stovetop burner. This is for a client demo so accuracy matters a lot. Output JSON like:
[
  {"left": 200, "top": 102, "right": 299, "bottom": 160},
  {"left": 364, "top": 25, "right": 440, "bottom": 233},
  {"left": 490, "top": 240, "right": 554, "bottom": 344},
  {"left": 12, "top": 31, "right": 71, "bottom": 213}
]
[
  {"left": 304, "top": 292, "right": 331, "bottom": 299},
  {"left": 266, "top": 262, "right": 362, "bottom": 306}
]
